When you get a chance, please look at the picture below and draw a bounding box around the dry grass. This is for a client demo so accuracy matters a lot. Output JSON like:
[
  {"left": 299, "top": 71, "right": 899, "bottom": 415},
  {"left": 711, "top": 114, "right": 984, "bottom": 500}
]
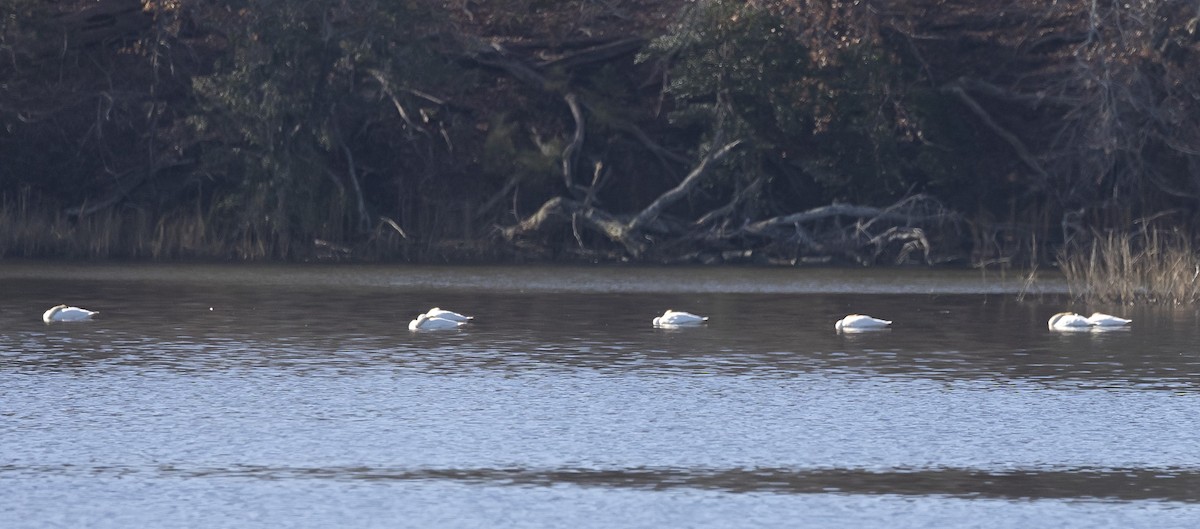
[
  {"left": 1058, "top": 228, "right": 1200, "bottom": 304},
  {"left": 0, "top": 191, "right": 455, "bottom": 261},
  {"left": 0, "top": 191, "right": 284, "bottom": 260}
]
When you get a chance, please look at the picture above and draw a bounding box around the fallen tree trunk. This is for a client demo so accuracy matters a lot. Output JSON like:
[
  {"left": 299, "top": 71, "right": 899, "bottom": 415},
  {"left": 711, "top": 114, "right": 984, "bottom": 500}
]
[
  {"left": 501, "top": 138, "right": 743, "bottom": 257},
  {"left": 502, "top": 182, "right": 964, "bottom": 265},
  {"left": 499, "top": 195, "right": 636, "bottom": 251}
]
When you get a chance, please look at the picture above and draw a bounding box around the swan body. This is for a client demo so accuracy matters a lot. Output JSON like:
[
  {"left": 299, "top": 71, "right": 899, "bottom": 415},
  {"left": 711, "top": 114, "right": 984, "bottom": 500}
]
[
  {"left": 652, "top": 310, "right": 708, "bottom": 327},
  {"left": 43, "top": 304, "right": 98, "bottom": 323},
  {"left": 1047, "top": 312, "right": 1093, "bottom": 330},
  {"left": 423, "top": 307, "right": 472, "bottom": 322},
  {"left": 1087, "top": 312, "right": 1132, "bottom": 326},
  {"left": 835, "top": 314, "right": 892, "bottom": 332},
  {"left": 408, "top": 314, "right": 466, "bottom": 331}
]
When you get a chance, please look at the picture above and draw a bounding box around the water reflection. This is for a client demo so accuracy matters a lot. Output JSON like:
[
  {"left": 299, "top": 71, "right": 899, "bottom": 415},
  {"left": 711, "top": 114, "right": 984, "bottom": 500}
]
[{"left": 2, "top": 463, "right": 1196, "bottom": 502}]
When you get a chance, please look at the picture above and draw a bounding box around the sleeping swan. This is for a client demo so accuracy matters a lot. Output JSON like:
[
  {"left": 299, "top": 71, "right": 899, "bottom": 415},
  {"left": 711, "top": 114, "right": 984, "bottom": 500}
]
[
  {"left": 835, "top": 314, "right": 892, "bottom": 332},
  {"left": 43, "top": 304, "right": 98, "bottom": 323},
  {"left": 1047, "top": 312, "right": 1093, "bottom": 330},
  {"left": 652, "top": 310, "right": 708, "bottom": 328},
  {"left": 408, "top": 313, "right": 466, "bottom": 331},
  {"left": 423, "top": 307, "right": 473, "bottom": 322},
  {"left": 1086, "top": 312, "right": 1132, "bottom": 326}
]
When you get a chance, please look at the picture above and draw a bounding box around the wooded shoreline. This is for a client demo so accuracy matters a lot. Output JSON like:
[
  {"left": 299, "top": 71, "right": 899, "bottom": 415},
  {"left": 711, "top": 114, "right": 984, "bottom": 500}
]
[{"left": 3, "top": 1, "right": 1199, "bottom": 275}]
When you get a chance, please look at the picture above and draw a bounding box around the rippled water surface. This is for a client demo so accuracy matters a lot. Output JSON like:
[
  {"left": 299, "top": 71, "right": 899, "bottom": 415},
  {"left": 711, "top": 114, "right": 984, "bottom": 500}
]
[{"left": 3, "top": 263, "right": 1200, "bottom": 528}]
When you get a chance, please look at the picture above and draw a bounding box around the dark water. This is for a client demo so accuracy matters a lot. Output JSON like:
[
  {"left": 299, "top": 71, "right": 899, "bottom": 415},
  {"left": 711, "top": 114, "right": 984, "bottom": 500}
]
[{"left": 2, "top": 263, "right": 1199, "bottom": 528}]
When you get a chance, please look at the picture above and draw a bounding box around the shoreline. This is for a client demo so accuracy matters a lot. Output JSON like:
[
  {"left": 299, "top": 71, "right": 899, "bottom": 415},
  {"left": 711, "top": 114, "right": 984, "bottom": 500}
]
[{"left": 0, "top": 260, "right": 1065, "bottom": 295}]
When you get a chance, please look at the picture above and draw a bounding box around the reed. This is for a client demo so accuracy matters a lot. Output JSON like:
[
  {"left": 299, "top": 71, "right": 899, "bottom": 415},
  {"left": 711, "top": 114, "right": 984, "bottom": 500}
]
[
  {"left": 0, "top": 191, "right": 432, "bottom": 261},
  {"left": 0, "top": 191, "right": 272, "bottom": 260},
  {"left": 1058, "top": 228, "right": 1200, "bottom": 304}
]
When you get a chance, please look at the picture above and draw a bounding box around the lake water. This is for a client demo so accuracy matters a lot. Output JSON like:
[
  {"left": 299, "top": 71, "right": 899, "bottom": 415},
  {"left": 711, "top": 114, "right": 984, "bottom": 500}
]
[{"left": 2, "top": 263, "right": 1199, "bottom": 528}]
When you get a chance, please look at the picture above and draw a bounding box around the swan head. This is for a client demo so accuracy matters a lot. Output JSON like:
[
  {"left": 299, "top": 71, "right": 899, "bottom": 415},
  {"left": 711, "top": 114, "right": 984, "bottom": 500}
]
[
  {"left": 408, "top": 314, "right": 429, "bottom": 331},
  {"left": 1047, "top": 312, "right": 1071, "bottom": 329}
]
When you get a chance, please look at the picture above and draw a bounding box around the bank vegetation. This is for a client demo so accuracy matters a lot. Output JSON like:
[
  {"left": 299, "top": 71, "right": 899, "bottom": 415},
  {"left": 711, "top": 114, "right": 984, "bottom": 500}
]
[{"left": 2, "top": 0, "right": 1200, "bottom": 293}]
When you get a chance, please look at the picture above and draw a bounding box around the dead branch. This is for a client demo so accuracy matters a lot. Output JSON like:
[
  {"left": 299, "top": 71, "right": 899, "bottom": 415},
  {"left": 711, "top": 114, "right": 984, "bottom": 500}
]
[
  {"left": 744, "top": 203, "right": 931, "bottom": 235},
  {"left": 869, "top": 227, "right": 931, "bottom": 264},
  {"left": 693, "top": 177, "right": 764, "bottom": 228},
  {"left": 475, "top": 173, "right": 523, "bottom": 221},
  {"left": 499, "top": 195, "right": 630, "bottom": 247},
  {"left": 859, "top": 194, "right": 952, "bottom": 232},
  {"left": 502, "top": 136, "right": 742, "bottom": 257},
  {"left": 562, "top": 93, "right": 587, "bottom": 198},
  {"left": 378, "top": 216, "right": 408, "bottom": 239},
  {"left": 466, "top": 41, "right": 551, "bottom": 91},
  {"left": 368, "top": 69, "right": 431, "bottom": 142},
  {"left": 583, "top": 161, "right": 606, "bottom": 207},
  {"left": 626, "top": 138, "right": 742, "bottom": 234},
  {"left": 610, "top": 118, "right": 690, "bottom": 171},
  {"left": 536, "top": 38, "right": 647, "bottom": 70},
  {"left": 943, "top": 81, "right": 1050, "bottom": 182}
]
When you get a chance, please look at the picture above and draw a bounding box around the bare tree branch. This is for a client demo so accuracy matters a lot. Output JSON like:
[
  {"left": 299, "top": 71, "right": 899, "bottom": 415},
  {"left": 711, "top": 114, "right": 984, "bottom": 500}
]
[
  {"left": 562, "top": 93, "right": 587, "bottom": 199},
  {"left": 943, "top": 82, "right": 1050, "bottom": 182},
  {"left": 626, "top": 137, "right": 741, "bottom": 233}
]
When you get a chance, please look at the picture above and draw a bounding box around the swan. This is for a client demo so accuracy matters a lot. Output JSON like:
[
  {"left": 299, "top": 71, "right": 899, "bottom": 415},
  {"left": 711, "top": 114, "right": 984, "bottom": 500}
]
[
  {"left": 1047, "top": 312, "right": 1092, "bottom": 330},
  {"left": 652, "top": 309, "right": 708, "bottom": 327},
  {"left": 423, "top": 307, "right": 472, "bottom": 322},
  {"left": 1087, "top": 312, "right": 1132, "bottom": 326},
  {"left": 835, "top": 314, "right": 892, "bottom": 332},
  {"left": 43, "top": 304, "right": 98, "bottom": 323},
  {"left": 408, "top": 313, "right": 466, "bottom": 331}
]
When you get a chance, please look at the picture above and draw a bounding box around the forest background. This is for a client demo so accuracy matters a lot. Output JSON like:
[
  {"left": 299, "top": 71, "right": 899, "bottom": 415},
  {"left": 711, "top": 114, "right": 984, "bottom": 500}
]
[{"left": 2, "top": 0, "right": 1199, "bottom": 270}]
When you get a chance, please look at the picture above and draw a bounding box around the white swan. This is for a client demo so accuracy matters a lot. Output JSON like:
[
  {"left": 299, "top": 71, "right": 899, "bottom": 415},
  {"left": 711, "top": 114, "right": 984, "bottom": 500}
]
[
  {"left": 835, "top": 314, "right": 892, "bottom": 332},
  {"left": 652, "top": 309, "right": 708, "bottom": 327},
  {"left": 1086, "top": 312, "right": 1132, "bottom": 326},
  {"left": 43, "top": 304, "right": 98, "bottom": 323},
  {"left": 408, "top": 314, "right": 466, "bottom": 331},
  {"left": 423, "top": 307, "right": 472, "bottom": 322},
  {"left": 1047, "top": 312, "right": 1092, "bottom": 330}
]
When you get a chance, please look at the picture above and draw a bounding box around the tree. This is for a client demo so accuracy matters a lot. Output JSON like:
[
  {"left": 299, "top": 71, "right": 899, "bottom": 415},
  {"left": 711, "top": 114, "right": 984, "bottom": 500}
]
[{"left": 186, "top": 0, "right": 461, "bottom": 257}]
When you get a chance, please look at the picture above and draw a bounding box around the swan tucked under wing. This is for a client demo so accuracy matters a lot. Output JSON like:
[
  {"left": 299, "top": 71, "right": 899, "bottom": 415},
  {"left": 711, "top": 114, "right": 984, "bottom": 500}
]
[
  {"left": 652, "top": 309, "right": 708, "bottom": 328},
  {"left": 835, "top": 314, "right": 892, "bottom": 332},
  {"left": 43, "top": 304, "right": 98, "bottom": 323},
  {"left": 424, "top": 307, "right": 472, "bottom": 322},
  {"left": 408, "top": 314, "right": 466, "bottom": 331},
  {"left": 1047, "top": 312, "right": 1093, "bottom": 331},
  {"left": 1086, "top": 312, "right": 1132, "bottom": 326}
]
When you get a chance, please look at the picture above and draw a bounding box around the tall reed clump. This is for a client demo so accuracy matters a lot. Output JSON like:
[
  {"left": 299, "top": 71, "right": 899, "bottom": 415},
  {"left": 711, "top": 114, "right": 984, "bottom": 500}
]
[{"left": 1058, "top": 229, "right": 1200, "bottom": 304}]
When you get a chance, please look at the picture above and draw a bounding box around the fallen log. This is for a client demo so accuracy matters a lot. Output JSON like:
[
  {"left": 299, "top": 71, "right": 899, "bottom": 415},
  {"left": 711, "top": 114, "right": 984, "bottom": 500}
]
[
  {"left": 501, "top": 137, "right": 742, "bottom": 257},
  {"left": 744, "top": 202, "right": 938, "bottom": 236},
  {"left": 501, "top": 183, "right": 963, "bottom": 265}
]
